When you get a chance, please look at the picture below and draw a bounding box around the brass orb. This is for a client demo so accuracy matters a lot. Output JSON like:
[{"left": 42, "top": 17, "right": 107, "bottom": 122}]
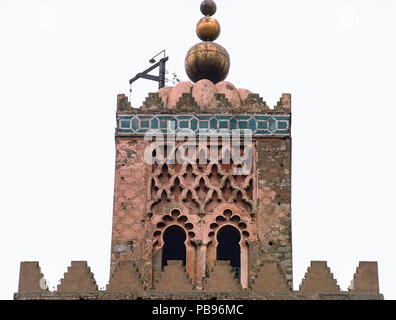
[
  {"left": 185, "top": 42, "right": 230, "bottom": 84},
  {"left": 196, "top": 17, "right": 221, "bottom": 41},
  {"left": 200, "top": 0, "right": 217, "bottom": 16}
]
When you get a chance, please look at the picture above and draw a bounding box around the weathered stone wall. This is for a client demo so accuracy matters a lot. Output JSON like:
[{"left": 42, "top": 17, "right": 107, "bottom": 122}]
[
  {"left": 254, "top": 137, "right": 292, "bottom": 287},
  {"left": 110, "top": 138, "right": 291, "bottom": 289},
  {"left": 110, "top": 138, "right": 148, "bottom": 280},
  {"left": 112, "top": 88, "right": 292, "bottom": 289}
]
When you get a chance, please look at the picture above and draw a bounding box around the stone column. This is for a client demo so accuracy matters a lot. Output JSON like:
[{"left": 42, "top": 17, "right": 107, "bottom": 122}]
[
  {"left": 240, "top": 242, "right": 249, "bottom": 289},
  {"left": 186, "top": 243, "right": 196, "bottom": 285},
  {"left": 194, "top": 241, "right": 207, "bottom": 290}
]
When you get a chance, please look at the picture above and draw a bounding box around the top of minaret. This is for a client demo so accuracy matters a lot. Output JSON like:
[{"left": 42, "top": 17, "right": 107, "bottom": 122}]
[
  {"left": 117, "top": 1, "right": 291, "bottom": 114},
  {"left": 185, "top": 0, "right": 230, "bottom": 84},
  {"left": 200, "top": 0, "right": 217, "bottom": 16}
]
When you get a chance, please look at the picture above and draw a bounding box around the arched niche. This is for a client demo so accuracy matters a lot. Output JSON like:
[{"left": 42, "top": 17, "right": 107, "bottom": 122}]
[
  {"left": 151, "top": 207, "right": 199, "bottom": 285},
  {"left": 162, "top": 225, "right": 186, "bottom": 267},
  {"left": 216, "top": 225, "right": 241, "bottom": 268}
]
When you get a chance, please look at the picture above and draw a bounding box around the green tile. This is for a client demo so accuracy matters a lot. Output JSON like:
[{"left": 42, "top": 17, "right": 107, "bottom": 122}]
[
  {"left": 157, "top": 115, "right": 173, "bottom": 120},
  {"left": 160, "top": 120, "right": 168, "bottom": 129},
  {"left": 249, "top": 118, "right": 256, "bottom": 130},
  {"left": 119, "top": 115, "right": 132, "bottom": 120},
  {"left": 216, "top": 115, "right": 232, "bottom": 120},
  {"left": 191, "top": 118, "right": 198, "bottom": 131},
  {"left": 257, "top": 121, "right": 267, "bottom": 129},
  {"left": 255, "top": 115, "right": 269, "bottom": 121},
  {"left": 277, "top": 121, "right": 288, "bottom": 130},
  {"left": 132, "top": 118, "right": 139, "bottom": 130},
  {"left": 199, "top": 120, "right": 209, "bottom": 129},
  {"left": 120, "top": 120, "right": 130, "bottom": 129},
  {"left": 236, "top": 115, "right": 251, "bottom": 120},
  {"left": 180, "top": 120, "right": 189, "bottom": 129},
  {"left": 210, "top": 118, "right": 217, "bottom": 129},
  {"left": 151, "top": 118, "right": 158, "bottom": 129},
  {"left": 176, "top": 115, "right": 192, "bottom": 120},
  {"left": 141, "top": 120, "right": 149, "bottom": 128},
  {"left": 197, "top": 115, "right": 212, "bottom": 120},
  {"left": 219, "top": 120, "right": 229, "bottom": 129},
  {"left": 238, "top": 121, "right": 248, "bottom": 129}
]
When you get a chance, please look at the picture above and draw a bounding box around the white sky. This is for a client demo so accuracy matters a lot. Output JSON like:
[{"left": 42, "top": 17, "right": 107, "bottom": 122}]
[{"left": 0, "top": 0, "right": 395, "bottom": 300}]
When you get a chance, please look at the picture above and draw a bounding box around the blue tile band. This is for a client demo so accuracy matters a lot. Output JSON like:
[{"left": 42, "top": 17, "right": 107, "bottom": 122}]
[{"left": 118, "top": 114, "right": 290, "bottom": 136}]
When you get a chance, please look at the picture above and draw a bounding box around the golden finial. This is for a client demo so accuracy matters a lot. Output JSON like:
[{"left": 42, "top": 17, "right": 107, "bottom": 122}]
[
  {"left": 200, "top": 0, "right": 216, "bottom": 16},
  {"left": 185, "top": 0, "right": 230, "bottom": 84},
  {"left": 196, "top": 17, "right": 220, "bottom": 42}
]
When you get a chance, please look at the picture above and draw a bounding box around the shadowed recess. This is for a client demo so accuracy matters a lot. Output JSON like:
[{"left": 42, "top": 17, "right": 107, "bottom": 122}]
[
  {"left": 216, "top": 225, "right": 241, "bottom": 267},
  {"left": 162, "top": 225, "right": 186, "bottom": 267}
]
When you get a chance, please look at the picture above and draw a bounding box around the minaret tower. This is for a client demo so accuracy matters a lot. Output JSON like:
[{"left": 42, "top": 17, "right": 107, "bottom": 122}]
[
  {"left": 15, "top": 0, "right": 383, "bottom": 301},
  {"left": 111, "top": 0, "right": 292, "bottom": 291}
]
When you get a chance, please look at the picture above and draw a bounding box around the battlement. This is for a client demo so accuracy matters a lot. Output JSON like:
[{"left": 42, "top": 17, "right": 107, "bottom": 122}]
[
  {"left": 117, "top": 80, "right": 291, "bottom": 115},
  {"left": 15, "top": 260, "right": 383, "bottom": 300}
]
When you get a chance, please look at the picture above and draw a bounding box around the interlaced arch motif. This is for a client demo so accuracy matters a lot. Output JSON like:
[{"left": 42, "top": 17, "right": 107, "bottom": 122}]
[{"left": 147, "top": 142, "right": 256, "bottom": 215}]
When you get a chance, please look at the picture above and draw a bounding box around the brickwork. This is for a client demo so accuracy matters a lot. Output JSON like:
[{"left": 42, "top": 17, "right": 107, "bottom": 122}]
[
  {"left": 251, "top": 262, "right": 291, "bottom": 292},
  {"left": 349, "top": 261, "right": 380, "bottom": 294},
  {"left": 254, "top": 137, "right": 292, "bottom": 287},
  {"left": 18, "top": 262, "right": 48, "bottom": 293},
  {"left": 57, "top": 261, "right": 98, "bottom": 293},
  {"left": 106, "top": 261, "right": 144, "bottom": 292},
  {"left": 154, "top": 260, "right": 193, "bottom": 292},
  {"left": 203, "top": 260, "right": 241, "bottom": 292},
  {"left": 110, "top": 139, "right": 147, "bottom": 275},
  {"left": 299, "top": 261, "right": 340, "bottom": 293}
]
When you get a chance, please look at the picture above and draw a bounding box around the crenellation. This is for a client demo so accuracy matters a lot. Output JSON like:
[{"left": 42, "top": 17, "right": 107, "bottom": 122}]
[
  {"left": 117, "top": 82, "right": 292, "bottom": 115},
  {"left": 117, "top": 93, "right": 132, "bottom": 112},
  {"left": 175, "top": 92, "right": 199, "bottom": 111},
  {"left": 143, "top": 93, "right": 164, "bottom": 109},
  {"left": 349, "top": 261, "right": 380, "bottom": 294},
  {"left": 274, "top": 93, "right": 291, "bottom": 114},
  {"left": 251, "top": 262, "right": 291, "bottom": 292},
  {"left": 107, "top": 261, "right": 144, "bottom": 293},
  {"left": 300, "top": 261, "right": 341, "bottom": 293},
  {"left": 16, "top": 260, "right": 383, "bottom": 299},
  {"left": 214, "top": 93, "right": 232, "bottom": 109},
  {"left": 203, "top": 260, "right": 241, "bottom": 292},
  {"left": 57, "top": 261, "right": 98, "bottom": 293},
  {"left": 18, "top": 262, "right": 48, "bottom": 293},
  {"left": 154, "top": 260, "right": 193, "bottom": 292}
]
